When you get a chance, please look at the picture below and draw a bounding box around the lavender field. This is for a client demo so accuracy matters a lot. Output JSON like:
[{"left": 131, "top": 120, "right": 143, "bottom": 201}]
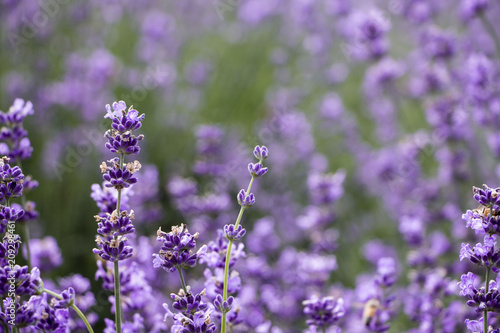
[{"left": 1, "top": 0, "right": 499, "bottom": 332}]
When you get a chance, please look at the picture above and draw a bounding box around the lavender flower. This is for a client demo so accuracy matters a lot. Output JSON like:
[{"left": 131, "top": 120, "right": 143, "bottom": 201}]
[
  {"left": 459, "top": 273, "right": 500, "bottom": 313},
  {"left": 0, "top": 98, "right": 34, "bottom": 161},
  {"left": 104, "top": 102, "right": 145, "bottom": 155},
  {"left": 473, "top": 185, "right": 500, "bottom": 208},
  {"left": 303, "top": 295, "right": 345, "bottom": 329},
  {"left": 214, "top": 294, "right": 234, "bottom": 313},
  {"left": 0, "top": 157, "right": 24, "bottom": 203},
  {"left": 459, "top": 185, "right": 500, "bottom": 333},
  {"left": 171, "top": 289, "right": 210, "bottom": 315},
  {"left": 52, "top": 287, "right": 75, "bottom": 309},
  {"left": 152, "top": 224, "right": 207, "bottom": 273},
  {"left": 93, "top": 235, "right": 133, "bottom": 262},
  {"left": 0, "top": 265, "right": 41, "bottom": 297},
  {"left": 0, "top": 205, "right": 24, "bottom": 234},
  {"left": 95, "top": 210, "right": 136, "bottom": 237},
  {"left": 248, "top": 162, "right": 268, "bottom": 177},
  {"left": 93, "top": 101, "right": 145, "bottom": 333},
  {"left": 100, "top": 158, "right": 141, "bottom": 190},
  {"left": 237, "top": 189, "right": 255, "bottom": 208},
  {"left": 0, "top": 295, "right": 38, "bottom": 328},
  {"left": 223, "top": 224, "right": 246, "bottom": 241}
]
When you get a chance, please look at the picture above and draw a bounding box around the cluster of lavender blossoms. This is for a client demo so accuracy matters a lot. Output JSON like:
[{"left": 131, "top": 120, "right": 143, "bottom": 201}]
[
  {"left": 152, "top": 145, "right": 268, "bottom": 333},
  {"left": 0, "top": 99, "right": 96, "bottom": 332},
  {"left": 92, "top": 101, "right": 145, "bottom": 332},
  {"left": 460, "top": 185, "right": 500, "bottom": 333},
  {"left": 4, "top": 0, "right": 500, "bottom": 330}
]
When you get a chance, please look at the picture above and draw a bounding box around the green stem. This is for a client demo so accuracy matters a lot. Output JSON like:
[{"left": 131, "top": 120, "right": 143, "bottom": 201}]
[
  {"left": 322, "top": 327, "right": 326, "bottom": 333},
  {"left": 221, "top": 175, "right": 256, "bottom": 333},
  {"left": 43, "top": 288, "right": 95, "bottom": 333},
  {"left": 113, "top": 153, "right": 125, "bottom": 333},
  {"left": 114, "top": 260, "right": 122, "bottom": 333},
  {"left": 13, "top": 327, "right": 19, "bottom": 333},
  {"left": 481, "top": 13, "right": 500, "bottom": 58},
  {"left": 485, "top": 267, "right": 491, "bottom": 333},
  {"left": 177, "top": 267, "right": 189, "bottom": 294}
]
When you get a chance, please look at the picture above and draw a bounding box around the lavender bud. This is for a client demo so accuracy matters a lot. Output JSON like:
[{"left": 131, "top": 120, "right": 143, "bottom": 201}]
[
  {"left": 224, "top": 224, "right": 246, "bottom": 241},
  {"left": 214, "top": 294, "right": 234, "bottom": 313},
  {"left": 248, "top": 162, "right": 268, "bottom": 177},
  {"left": 53, "top": 287, "right": 75, "bottom": 309},
  {"left": 237, "top": 189, "right": 255, "bottom": 208},
  {"left": 253, "top": 145, "right": 269, "bottom": 161}
]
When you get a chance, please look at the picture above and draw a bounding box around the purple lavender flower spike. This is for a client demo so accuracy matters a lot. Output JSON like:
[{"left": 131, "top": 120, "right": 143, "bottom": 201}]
[
  {"left": 253, "top": 145, "right": 268, "bottom": 161},
  {"left": 96, "top": 210, "right": 136, "bottom": 236},
  {"left": 214, "top": 294, "right": 234, "bottom": 313},
  {"left": 0, "top": 157, "right": 24, "bottom": 203},
  {"left": 459, "top": 272, "right": 478, "bottom": 298},
  {"left": 248, "top": 162, "right": 268, "bottom": 177},
  {"left": 0, "top": 265, "right": 42, "bottom": 297},
  {"left": 152, "top": 224, "right": 207, "bottom": 272},
  {"left": 0, "top": 99, "right": 34, "bottom": 160},
  {"left": 101, "top": 158, "right": 141, "bottom": 189},
  {"left": 35, "top": 293, "right": 70, "bottom": 331},
  {"left": 473, "top": 185, "right": 500, "bottom": 208},
  {"left": 223, "top": 224, "right": 246, "bottom": 241},
  {"left": 93, "top": 235, "right": 133, "bottom": 262},
  {"left": 103, "top": 101, "right": 145, "bottom": 155},
  {"left": 104, "top": 101, "right": 127, "bottom": 119},
  {"left": 459, "top": 235, "right": 500, "bottom": 271},
  {"left": 303, "top": 295, "right": 345, "bottom": 329},
  {"left": 0, "top": 98, "right": 34, "bottom": 124},
  {"left": 237, "top": 189, "right": 255, "bottom": 208},
  {"left": 0, "top": 234, "right": 21, "bottom": 265},
  {"left": 0, "top": 205, "right": 24, "bottom": 233},
  {"left": 0, "top": 295, "right": 39, "bottom": 328},
  {"left": 376, "top": 257, "right": 397, "bottom": 287},
  {"left": 53, "top": 287, "right": 76, "bottom": 309},
  {"left": 171, "top": 289, "right": 210, "bottom": 315}
]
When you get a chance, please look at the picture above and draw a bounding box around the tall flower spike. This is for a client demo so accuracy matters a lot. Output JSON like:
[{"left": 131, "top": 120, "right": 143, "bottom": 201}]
[
  {"left": 460, "top": 184, "right": 500, "bottom": 333},
  {"left": 152, "top": 225, "right": 207, "bottom": 273},
  {"left": 93, "top": 101, "right": 145, "bottom": 333},
  {"left": 220, "top": 145, "right": 268, "bottom": 333}
]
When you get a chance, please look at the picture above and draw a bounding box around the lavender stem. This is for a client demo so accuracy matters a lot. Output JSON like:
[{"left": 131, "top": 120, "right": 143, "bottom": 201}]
[
  {"left": 178, "top": 267, "right": 188, "bottom": 295},
  {"left": 113, "top": 153, "right": 125, "bottom": 333},
  {"left": 221, "top": 175, "right": 256, "bottom": 333},
  {"left": 43, "top": 288, "right": 95, "bottom": 333}
]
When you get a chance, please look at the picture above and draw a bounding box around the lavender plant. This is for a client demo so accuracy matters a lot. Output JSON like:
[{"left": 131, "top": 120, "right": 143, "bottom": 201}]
[
  {"left": 4, "top": 0, "right": 500, "bottom": 331},
  {"left": 92, "top": 101, "right": 145, "bottom": 333},
  {"left": 218, "top": 145, "right": 268, "bottom": 332},
  {"left": 460, "top": 185, "right": 500, "bottom": 333}
]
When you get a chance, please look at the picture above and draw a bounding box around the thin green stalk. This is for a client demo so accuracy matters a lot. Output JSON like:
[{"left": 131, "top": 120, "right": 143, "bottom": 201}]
[
  {"left": 221, "top": 175, "right": 256, "bottom": 333},
  {"left": 322, "top": 327, "right": 326, "bottom": 333},
  {"left": 43, "top": 288, "right": 95, "bottom": 333},
  {"left": 113, "top": 152, "right": 125, "bottom": 333},
  {"left": 485, "top": 267, "right": 491, "bottom": 333},
  {"left": 13, "top": 327, "right": 19, "bottom": 333},
  {"left": 114, "top": 261, "right": 122, "bottom": 333},
  {"left": 177, "top": 268, "right": 189, "bottom": 294}
]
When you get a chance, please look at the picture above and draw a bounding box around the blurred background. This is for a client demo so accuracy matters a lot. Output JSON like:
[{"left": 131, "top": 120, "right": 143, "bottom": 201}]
[{"left": 1, "top": 0, "right": 499, "bottom": 331}]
